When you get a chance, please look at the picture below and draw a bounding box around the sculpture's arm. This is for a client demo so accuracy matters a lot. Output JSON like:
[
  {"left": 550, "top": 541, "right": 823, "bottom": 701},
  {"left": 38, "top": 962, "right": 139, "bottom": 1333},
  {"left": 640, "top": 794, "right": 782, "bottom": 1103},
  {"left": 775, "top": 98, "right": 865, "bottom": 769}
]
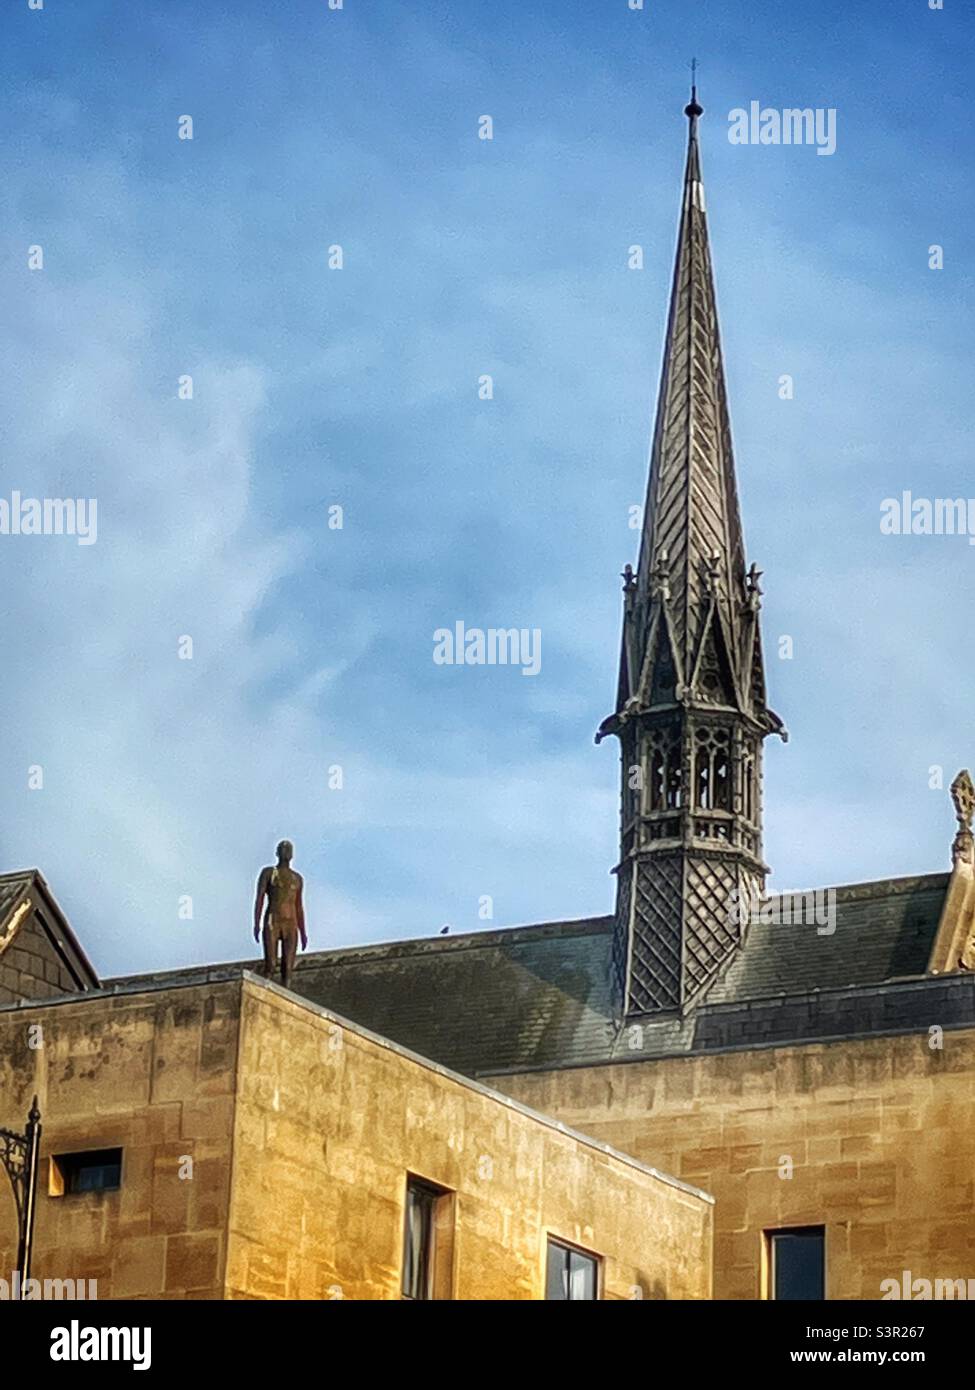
[
  {"left": 253, "top": 868, "right": 270, "bottom": 943},
  {"left": 296, "top": 876, "right": 307, "bottom": 950}
]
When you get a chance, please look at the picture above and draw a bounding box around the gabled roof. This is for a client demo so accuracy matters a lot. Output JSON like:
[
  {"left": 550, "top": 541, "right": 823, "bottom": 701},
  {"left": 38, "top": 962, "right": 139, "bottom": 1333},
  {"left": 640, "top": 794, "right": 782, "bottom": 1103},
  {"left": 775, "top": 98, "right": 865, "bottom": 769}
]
[{"left": 0, "top": 869, "right": 101, "bottom": 999}]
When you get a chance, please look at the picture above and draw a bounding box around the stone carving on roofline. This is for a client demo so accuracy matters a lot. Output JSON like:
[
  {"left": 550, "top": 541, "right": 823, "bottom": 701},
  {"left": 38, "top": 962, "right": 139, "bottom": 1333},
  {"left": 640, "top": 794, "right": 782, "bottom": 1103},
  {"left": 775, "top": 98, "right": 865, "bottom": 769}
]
[
  {"left": 952, "top": 770, "right": 975, "bottom": 970},
  {"left": 928, "top": 770, "right": 975, "bottom": 976},
  {"left": 950, "top": 769, "right": 975, "bottom": 870}
]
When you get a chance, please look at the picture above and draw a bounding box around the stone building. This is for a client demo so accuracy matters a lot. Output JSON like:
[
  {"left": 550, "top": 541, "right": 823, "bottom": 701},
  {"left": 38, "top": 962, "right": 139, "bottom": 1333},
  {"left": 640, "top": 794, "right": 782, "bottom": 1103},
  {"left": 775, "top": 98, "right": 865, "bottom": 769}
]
[
  {"left": 0, "top": 969, "right": 711, "bottom": 1299},
  {"left": 1, "top": 92, "right": 973, "bottom": 1300}
]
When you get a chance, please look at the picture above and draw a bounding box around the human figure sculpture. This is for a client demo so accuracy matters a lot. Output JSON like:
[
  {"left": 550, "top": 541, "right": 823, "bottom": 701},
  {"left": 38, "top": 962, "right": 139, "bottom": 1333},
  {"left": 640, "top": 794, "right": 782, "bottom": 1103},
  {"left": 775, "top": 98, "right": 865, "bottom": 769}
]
[{"left": 253, "top": 840, "right": 307, "bottom": 989}]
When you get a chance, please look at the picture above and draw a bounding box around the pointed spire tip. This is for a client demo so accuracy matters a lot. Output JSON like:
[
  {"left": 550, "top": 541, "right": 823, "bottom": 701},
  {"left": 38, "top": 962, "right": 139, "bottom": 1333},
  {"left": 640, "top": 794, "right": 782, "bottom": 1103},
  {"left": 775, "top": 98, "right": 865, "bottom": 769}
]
[{"left": 685, "top": 58, "right": 703, "bottom": 120}]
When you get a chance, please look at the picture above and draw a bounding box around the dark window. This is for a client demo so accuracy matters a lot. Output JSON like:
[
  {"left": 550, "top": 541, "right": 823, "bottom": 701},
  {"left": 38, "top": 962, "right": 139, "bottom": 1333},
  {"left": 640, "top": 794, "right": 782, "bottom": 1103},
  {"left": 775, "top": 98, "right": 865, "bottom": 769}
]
[
  {"left": 650, "top": 750, "right": 665, "bottom": 811},
  {"left": 402, "top": 1176, "right": 452, "bottom": 1300},
  {"left": 51, "top": 1148, "right": 122, "bottom": 1196},
  {"left": 666, "top": 758, "right": 682, "bottom": 810},
  {"left": 694, "top": 726, "right": 731, "bottom": 813},
  {"left": 545, "top": 1239, "right": 598, "bottom": 1301},
  {"left": 647, "top": 726, "right": 682, "bottom": 811},
  {"left": 697, "top": 759, "right": 711, "bottom": 808},
  {"left": 768, "top": 1227, "right": 825, "bottom": 1300},
  {"left": 714, "top": 751, "right": 730, "bottom": 810}
]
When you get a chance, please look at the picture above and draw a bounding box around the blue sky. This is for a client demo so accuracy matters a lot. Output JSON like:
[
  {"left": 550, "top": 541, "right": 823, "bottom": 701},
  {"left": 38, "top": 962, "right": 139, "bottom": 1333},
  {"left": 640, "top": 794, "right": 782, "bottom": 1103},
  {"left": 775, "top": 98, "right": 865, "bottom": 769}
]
[{"left": 1, "top": 0, "right": 973, "bottom": 976}]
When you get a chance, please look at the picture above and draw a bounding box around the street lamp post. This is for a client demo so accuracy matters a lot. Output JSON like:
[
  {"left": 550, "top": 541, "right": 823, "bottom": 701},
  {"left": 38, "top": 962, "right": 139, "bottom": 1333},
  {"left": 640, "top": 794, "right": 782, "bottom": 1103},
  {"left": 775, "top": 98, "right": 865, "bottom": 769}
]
[{"left": 0, "top": 1097, "right": 42, "bottom": 1299}]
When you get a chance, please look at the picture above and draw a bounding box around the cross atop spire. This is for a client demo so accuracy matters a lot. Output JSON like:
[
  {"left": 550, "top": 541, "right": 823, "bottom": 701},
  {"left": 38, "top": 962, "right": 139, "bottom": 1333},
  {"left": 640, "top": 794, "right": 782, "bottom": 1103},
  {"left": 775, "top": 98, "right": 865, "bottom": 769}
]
[{"left": 685, "top": 59, "right": 703, "bottom": 121}]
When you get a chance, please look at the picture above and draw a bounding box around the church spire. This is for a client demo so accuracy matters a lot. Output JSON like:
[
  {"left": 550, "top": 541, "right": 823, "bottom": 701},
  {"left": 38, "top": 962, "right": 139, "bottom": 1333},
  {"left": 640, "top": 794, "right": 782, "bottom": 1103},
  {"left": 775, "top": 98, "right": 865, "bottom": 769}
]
[{"left": 598, "top": 82, "right": 785, "bottom": 1017}]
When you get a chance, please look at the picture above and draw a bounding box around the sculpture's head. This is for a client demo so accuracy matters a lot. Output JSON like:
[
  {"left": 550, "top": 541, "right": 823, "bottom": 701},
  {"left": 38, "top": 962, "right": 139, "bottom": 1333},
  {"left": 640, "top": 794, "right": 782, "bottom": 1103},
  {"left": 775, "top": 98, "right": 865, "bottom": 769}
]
[{"left": 276, "top": 840, "right": 294, "bottom": 863}]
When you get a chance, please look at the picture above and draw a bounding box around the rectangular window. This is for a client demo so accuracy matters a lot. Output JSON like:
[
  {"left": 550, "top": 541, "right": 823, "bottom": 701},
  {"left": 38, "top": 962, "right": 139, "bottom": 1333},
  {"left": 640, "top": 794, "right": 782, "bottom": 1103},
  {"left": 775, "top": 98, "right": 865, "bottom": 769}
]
[
  {"left": 401, "top": 1176, "right": 453, "bottom": 1300},
  {"left": 767, "top": 1226, "right": 825, "bottom": 1300},
  {"left": 545, "top": 1238, "right": 599, "bottom": 1301},
  {"left": 50, "top": 1148, "right": 123, "bottom": 1197}
]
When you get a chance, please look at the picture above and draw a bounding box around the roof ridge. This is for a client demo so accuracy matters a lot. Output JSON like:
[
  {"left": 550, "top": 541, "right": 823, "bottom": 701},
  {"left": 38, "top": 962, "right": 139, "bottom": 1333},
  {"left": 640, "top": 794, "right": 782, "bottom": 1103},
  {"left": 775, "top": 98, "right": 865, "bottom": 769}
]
[
  {"left": 300, "top": 914, "right": 614, "bottom": 963},
  {"left": 766, "top": 871, "right": 948, "bottom": 901}
]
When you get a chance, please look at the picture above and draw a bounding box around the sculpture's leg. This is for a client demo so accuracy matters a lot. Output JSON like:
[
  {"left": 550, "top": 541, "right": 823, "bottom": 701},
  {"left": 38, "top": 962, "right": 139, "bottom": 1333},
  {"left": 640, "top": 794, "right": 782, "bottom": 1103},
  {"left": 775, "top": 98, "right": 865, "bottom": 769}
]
[
  {"left": 261, "top": 920, "right": 277, "bottom": 978},
  {"left": 281, "top": 925, "right": 298, "bottom": 990}
]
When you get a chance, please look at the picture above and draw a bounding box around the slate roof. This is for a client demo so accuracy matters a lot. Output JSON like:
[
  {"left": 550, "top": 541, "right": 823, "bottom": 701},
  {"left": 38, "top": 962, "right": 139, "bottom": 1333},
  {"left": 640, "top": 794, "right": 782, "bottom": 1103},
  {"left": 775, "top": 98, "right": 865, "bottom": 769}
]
[
  {"left": 289, "top": 915, "right": 616, "bottom": 1076},
  {"left": 705, "top": 873, "right": 949, "bottom": 1002},
  {"left": 104, "top": 871, "right": 975, "bottom": 1078}
]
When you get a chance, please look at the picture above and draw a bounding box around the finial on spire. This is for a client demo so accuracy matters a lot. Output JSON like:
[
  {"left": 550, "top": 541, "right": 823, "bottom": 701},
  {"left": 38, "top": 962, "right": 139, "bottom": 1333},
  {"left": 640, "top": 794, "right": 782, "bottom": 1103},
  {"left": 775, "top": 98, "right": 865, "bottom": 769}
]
[
  {"left": 746, "top": 561, "right": 764, "bottom": 613},
  {"left": 651, "top": 548, "right": 671, "bottom": 602},
  {"left": 685, "top": 59, "right": 703, "bottom": 121}
]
